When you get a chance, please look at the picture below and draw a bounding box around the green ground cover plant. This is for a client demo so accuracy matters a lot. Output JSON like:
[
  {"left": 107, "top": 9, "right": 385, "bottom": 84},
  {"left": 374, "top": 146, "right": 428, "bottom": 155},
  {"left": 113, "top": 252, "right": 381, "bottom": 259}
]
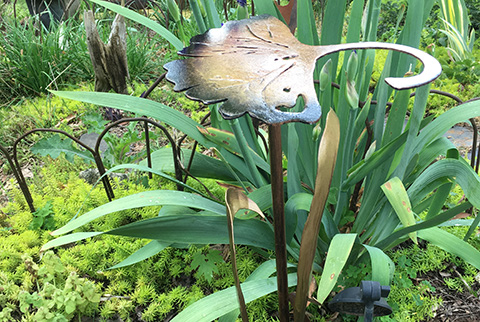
[{"left": 1, "top": 160, "right": 284, "bottom": 320}]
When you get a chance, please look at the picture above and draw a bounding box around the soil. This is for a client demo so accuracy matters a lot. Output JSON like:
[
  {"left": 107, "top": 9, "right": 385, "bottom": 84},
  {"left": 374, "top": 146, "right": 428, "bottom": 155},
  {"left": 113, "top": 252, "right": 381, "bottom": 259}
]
[
  {"left": 418, "top": 267, "right": 480, "bottom": 322},
  {"left": 422, "top": 269, "right": 480, "bottom": 321}
]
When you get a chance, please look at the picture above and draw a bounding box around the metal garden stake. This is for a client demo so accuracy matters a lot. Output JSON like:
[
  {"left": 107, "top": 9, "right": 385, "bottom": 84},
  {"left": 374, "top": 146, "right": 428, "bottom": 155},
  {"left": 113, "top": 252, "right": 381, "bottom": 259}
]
[{"left": 164, "top": 14, "right": 441, "bottom": 321}]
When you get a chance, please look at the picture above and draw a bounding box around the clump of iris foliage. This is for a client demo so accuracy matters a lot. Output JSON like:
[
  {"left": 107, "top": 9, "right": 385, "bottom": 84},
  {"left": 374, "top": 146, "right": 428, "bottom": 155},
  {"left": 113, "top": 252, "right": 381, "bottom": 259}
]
[{"left": 3, "top": 156, "right": 478, "bottom": 320}]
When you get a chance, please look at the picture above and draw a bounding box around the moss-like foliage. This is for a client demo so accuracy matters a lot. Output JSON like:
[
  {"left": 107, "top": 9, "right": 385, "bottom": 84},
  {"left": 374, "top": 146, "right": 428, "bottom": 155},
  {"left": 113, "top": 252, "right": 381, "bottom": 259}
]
[{"left": 1, "top": 155, "right": 283, "bottom": 320}]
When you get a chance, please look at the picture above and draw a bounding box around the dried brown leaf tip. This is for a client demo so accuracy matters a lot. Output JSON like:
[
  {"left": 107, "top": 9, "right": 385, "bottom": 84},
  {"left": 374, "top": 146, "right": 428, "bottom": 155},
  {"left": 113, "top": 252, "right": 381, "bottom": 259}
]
[{"left": 164, "top": 15, "right": 322, "bottom": 125}]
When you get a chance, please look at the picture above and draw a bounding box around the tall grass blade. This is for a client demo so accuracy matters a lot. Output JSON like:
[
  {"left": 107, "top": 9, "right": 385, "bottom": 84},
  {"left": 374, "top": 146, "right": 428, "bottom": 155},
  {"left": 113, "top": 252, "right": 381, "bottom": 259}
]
[{"left": 89, "top": 0, "right": 184, "bottom": 50}]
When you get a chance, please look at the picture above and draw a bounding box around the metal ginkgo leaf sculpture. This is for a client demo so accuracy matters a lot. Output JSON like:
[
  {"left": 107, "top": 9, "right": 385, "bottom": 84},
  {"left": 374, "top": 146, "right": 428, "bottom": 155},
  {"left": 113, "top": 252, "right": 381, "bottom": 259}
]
[{"left": 164, "top": 14, "right": 441, "bottom": 125}]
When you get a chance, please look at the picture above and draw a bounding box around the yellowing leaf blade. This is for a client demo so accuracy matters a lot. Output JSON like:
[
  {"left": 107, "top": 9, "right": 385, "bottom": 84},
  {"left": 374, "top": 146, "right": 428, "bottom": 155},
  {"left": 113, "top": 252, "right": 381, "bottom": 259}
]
[
  {"left": 381, "top": 177, "right": 417, "bottom": 244},
  {"left": 316, "top": 233, "right": 357, "bottom": 304}
]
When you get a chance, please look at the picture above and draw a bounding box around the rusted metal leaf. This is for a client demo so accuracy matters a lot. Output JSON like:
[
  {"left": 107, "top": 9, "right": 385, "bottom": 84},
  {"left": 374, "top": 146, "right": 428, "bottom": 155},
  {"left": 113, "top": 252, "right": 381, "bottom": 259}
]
[
  {"left": 164, "top": 15, "right": 441, "bottom": 125},
  {"left": 165, "top": 15, "right": 321, "bottom": 124}
]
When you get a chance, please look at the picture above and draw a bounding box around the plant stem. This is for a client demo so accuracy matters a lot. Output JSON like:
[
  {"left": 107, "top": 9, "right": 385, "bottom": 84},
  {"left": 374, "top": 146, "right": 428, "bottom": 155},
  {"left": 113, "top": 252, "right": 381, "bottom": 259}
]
[
  {"left": 334, "top": 107, "right": 357, "bottom": 223},
  {"left": 230, "top": 118, "right": 266, "bottom": 188},
  {"left": 269, "top": 123, "right": 289, "bottom": 322}
]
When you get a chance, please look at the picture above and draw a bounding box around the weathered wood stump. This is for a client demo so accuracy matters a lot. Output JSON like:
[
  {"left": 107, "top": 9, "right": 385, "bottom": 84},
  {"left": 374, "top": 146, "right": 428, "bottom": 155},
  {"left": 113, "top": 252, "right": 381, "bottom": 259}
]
[
  {"left": 84, "top": 10, "right": 129, "bottom": 119},
  {"left": 84, "top": 10, "right": 129, "bottom": 95}
]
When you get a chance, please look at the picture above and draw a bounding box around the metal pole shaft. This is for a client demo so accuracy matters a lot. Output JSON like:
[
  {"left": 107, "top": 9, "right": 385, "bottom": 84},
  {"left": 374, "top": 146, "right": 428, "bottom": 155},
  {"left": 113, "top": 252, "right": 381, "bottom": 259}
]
[{"left": 269, "top": 123, "right": 289, "bottom": 322}]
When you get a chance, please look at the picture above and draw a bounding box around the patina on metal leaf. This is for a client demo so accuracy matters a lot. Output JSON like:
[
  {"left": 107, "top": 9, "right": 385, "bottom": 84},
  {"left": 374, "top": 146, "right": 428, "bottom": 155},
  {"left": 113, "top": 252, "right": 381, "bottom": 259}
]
[{"left": 164, "top": 15, "right": 441, "bottom": 125}]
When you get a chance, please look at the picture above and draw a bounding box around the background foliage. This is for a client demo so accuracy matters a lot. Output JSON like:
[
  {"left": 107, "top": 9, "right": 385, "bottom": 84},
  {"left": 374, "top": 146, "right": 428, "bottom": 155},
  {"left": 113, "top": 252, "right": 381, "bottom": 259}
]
[{"left": 1, "top": 0, "right": 480, "bottom": 320}]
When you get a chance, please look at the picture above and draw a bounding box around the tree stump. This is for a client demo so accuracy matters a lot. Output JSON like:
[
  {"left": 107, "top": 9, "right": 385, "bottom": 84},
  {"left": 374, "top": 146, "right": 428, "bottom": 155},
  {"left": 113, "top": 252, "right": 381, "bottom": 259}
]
[
  {"left": 84, "top": 10, "right": 129, "bottom": 95},
  {"left": 84, "top": 10, "right": 129, "bottom": 120}
]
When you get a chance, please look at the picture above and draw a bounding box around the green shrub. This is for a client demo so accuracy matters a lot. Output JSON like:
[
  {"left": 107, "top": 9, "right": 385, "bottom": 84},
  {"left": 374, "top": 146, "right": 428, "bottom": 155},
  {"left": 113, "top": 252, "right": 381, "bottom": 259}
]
[
  {"left": 465, "top": 0, "right": 480, "bottom": 38},
  {"left": 377, "top": 0, "right": 407, "bottom": 41}
]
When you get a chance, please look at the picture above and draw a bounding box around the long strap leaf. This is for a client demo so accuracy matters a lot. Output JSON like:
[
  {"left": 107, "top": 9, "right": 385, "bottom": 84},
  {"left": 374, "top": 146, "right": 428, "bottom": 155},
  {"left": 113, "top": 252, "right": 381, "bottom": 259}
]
[
  {"left": 171, "top": 273, "right": 298, "bottom": 322},
  {"left": 294, "top": 110, "right": 340, "bottom": 321},
  {"left": 418, "top": 227, "right": 480, "bottom": 270},
  {"left": 89, "top": 0, "right": 183, "bottom": 50},
  {"left": 381, "top": 177, "right": 418, "bottom": 244},
  {"left": 51, "top": 190, "right": 225, "bottom": 236}
]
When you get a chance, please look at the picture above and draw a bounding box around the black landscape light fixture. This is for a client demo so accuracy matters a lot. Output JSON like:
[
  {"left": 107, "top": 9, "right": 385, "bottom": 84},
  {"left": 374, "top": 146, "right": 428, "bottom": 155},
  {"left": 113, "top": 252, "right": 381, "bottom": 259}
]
[{"left": 328, "top": 280, "right": 392, "bottom": 322}]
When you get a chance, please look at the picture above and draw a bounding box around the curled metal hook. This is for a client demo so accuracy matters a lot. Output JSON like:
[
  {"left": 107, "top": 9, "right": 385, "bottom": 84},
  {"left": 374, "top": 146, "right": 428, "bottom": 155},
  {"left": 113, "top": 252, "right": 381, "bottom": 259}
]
[{"left": 317, "top": 42, "right": 442, "bottom": 90}]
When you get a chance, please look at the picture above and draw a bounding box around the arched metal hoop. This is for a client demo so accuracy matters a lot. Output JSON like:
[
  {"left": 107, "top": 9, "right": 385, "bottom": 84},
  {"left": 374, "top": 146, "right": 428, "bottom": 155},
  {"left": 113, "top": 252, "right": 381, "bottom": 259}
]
[{"left": 3, "top": 116, "right": 185, "bottom": 212}]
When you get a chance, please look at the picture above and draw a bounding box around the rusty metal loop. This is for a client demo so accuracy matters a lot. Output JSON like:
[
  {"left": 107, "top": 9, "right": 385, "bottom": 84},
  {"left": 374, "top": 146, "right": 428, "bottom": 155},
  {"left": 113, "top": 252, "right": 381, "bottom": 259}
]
[
  {"left": 12, "top": 128, "right": 115, "bottom": 201},
  {"left": 0, "top": 144, "right": 36, "bottom": 212},
  {"left": 95, "top": 117, "right": 184, "bottom": 191},
  {"left": 318, "top": 42, "right": 442, "bottom": 90}
]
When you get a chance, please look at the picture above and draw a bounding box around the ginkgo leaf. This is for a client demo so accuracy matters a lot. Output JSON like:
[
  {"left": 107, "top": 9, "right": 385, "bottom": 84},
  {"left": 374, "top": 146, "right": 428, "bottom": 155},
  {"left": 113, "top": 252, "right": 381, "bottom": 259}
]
[
  {"left": 165, "top": 15, "right": 320, "bottom": 124},
  {"left": 164, "top": 15, "right": 441, "bottom": 125}
]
